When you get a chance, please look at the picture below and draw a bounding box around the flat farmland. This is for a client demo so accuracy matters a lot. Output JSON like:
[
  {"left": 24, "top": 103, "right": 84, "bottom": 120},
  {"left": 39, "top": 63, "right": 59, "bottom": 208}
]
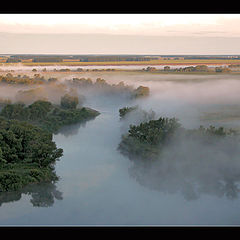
[{"left": 2, "top": 58, "right": 240, "bottom": 67}]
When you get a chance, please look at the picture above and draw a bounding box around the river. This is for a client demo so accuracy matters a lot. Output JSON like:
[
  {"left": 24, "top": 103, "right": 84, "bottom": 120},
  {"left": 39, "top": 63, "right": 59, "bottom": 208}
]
[{"left": 1, "top": 73, "right": 240, "bottom": 225}]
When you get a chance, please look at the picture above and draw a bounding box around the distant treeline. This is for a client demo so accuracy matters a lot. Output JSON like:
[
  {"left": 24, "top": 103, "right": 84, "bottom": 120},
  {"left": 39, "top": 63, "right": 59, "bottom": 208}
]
[
  {"left": 183, "top": 55, "right": 240, "bottom": 60},
  {"left": 7, "top": 55, "right": 159, "bottom": 63},
  {"left": 0, "top": 73, "right": 46, "bottom": 85},
  {"left": 6, "top": 55, "right": 240, "bottom": 62},
  {"left": 143, "top": 65, "right": 232, "bottom": 73}
]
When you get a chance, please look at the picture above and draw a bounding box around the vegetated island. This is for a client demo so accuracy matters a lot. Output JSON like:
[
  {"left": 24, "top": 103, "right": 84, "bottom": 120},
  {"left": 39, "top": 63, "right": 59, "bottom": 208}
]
[
  {"left": 0, "top": 95, "right": 100, "bottom": 192},
  {"left": 118, "top": 106, "right": 240, "bottom": 200}
]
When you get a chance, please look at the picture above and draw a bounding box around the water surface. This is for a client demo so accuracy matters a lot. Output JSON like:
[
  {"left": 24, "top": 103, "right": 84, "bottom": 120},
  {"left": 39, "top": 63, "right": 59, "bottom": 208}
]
[{"left": 1, "top": 74, "right": 240, "bottom": 225}]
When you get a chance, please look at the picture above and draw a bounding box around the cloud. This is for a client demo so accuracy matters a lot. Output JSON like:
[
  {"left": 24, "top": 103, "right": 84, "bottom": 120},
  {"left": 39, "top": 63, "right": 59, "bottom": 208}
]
[{"left": 0, "top": 14, "right": 240, "bottom": 37}]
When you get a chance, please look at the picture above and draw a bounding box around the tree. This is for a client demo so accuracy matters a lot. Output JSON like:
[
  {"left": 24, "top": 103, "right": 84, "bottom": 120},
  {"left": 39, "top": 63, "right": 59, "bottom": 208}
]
[
  {"left": 119, "top": 106, "right": 138, "bottom": 119},
  {"left": 0, "top": 103, "right": 26, "bottom": 120},
  {"left": 164, "top": 66, "right": 170, "bottom": 71},
  {"left": 0, "top": 117, "right": 64, "bottom": 192},
  {"left": 60, "top": 94, "right": 79, "bottom": 109},
  {"left": 133, "top": 86, "right": 150, "bottom": 98},
  {"left": 215, "top": 67, "right": 231, "bottom": 73},
  {"left": 27, "top": 100, "right": 53, "bottom": 121},
  {"left": 0, "top": 117, "right": 63, "bottom": 167},
  {"left": 0, "top": 99, "right": 100, "bottom": 134},
  {"left": 95, "top": 78, "right": 107, "bottom": 85},
  {"left": 195, "top": 65, "right": 208, "bottom": 72}
]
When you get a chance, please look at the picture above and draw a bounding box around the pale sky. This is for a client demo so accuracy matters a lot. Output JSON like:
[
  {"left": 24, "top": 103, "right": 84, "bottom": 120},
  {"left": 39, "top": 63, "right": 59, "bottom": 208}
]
[
  {"left": 1, "top": 14, "right": 240, "bottom": 36},
  {"left": 1, "top": 14, "right": 240, "bottom": 54}
]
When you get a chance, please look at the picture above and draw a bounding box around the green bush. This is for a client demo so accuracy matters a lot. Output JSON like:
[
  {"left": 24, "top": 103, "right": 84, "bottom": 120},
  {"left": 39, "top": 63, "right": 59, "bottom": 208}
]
[
  {"left": 118, "top": 116, "right": 235, "bottom": 162},
  {"left": 60, "top": 94, "right": 79, "bottom": 109},
  {"left": 0, "top": 100, "right": 100, "bottom": 134}
]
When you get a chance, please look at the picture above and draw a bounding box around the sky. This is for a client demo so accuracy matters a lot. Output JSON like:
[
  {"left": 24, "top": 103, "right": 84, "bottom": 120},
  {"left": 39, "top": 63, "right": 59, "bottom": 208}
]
[{"left": 1, "top": 14, "right": 240, "bottom": 54}]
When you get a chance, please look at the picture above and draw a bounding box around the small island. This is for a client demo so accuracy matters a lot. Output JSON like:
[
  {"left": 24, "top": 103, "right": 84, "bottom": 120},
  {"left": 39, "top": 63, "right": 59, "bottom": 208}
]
[{"left": 118, "top": 107, "right": 240, "bottom": 199}]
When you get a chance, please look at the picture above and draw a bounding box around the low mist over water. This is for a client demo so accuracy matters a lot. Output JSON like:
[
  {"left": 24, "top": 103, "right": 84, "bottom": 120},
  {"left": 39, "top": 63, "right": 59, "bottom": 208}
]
[{"left": 1, "top": 70, "right": 240, "bottom": 225}]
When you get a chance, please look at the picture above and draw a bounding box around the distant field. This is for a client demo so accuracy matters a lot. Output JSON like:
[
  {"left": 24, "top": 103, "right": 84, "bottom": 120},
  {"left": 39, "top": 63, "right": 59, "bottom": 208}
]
[{"left": 2, "top": 59, "right": 240, "bottom": 66}]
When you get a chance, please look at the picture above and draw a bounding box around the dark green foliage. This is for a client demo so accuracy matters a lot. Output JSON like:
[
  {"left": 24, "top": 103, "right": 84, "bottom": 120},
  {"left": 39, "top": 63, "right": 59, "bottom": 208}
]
[
  {"left": 119, "top": 116, "right": 240, "bottom": 200},
  {"left": 119, "top": 106, "right": 138, "bottom": 119},
  {"left": 0, "top": 117, "right": 63, "bottom": 167},
  {"left": 118, "top": 116, "right": 236, "bottom": 162},
  {"left": 41, "top": 106, "right": 99, "bottom": 133},
  {"left": 118, "top": 117, "right": 181, "bottom": 161},
  {"left": 60, "top": 94, "right": 79, "bottom": 109},
  {"left": 0, "top": 99, "right": 99, "bottom": 191},
  {"left": 0, "top": 171, "right": 23, "bottom": 191},
  {"left": 0, "top": 103, "right": 26, "bottom": 120},
  {"left": 0, "top": 100, "right": 99, "bottom": 133},
  {"left": 27, "top": 100, "right": 53, "bottom": 121},
  {"left": 0, "top": 117, "right": 63, "bottom": 192},
  {"left": 128, "top": 117, "right": 181, "bottom": 145},
  {"left": 119, "top": 106, "right": 156, "bottom": 123},
  {"left": 0, "top": 165, "right": 58, "bottom": 192}
]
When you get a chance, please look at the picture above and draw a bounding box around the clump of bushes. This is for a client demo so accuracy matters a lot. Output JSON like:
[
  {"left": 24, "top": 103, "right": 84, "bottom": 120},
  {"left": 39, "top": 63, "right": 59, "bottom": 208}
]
[
  {"left": 0, "top": 117, "right": 63, "bottom": 192},
  {"left": 0, "top": 99, "right": 100, "bottom": 133}
]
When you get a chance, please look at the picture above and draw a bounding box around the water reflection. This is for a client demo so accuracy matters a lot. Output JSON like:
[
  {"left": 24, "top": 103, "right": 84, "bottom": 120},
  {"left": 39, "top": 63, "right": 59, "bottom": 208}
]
[
  {"left": 129, "top": 164, "right": 240, "bottom": 201},
  {"left": 57, "top": 116, "right": 100, "bottom": 137},
  {"left": 0, "top": 181, "right": 63, "bottom": 207},
  {"left": 128, "top": 136, "right": 240, "bottom": 201},
  {"left": 58, "top": 122, "right": 87, "bottom": 137}
]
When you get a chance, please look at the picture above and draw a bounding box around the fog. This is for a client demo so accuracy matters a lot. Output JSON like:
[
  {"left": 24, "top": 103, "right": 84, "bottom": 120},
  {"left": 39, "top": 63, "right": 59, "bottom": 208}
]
[{"left": 1, "top": 70, "right": 240, "bottom": 225}]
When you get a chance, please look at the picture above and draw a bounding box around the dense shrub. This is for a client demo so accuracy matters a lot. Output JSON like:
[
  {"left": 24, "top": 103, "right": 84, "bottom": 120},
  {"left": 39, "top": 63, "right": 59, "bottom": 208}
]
[
  {"left": 0, "top": 100, "right": 99, "bottom": 133},
  {"left": 0, "top": 117, "right": 63, "bottom": 192}
]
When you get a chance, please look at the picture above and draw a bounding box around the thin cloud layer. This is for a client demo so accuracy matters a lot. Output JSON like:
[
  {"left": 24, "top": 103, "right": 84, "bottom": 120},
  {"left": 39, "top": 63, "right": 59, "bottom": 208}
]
[
  {"left": 0, "top": 14, "right": 240, "bottom": 37},
  {"left": 1, "top": 14, "right": 240, "bottom": 54}
]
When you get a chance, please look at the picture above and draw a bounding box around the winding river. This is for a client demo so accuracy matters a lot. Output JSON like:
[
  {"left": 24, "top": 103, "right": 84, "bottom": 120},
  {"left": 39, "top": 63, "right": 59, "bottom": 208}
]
[{"left": 1, "top": 73, "right": 240, "bottom": 225}]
